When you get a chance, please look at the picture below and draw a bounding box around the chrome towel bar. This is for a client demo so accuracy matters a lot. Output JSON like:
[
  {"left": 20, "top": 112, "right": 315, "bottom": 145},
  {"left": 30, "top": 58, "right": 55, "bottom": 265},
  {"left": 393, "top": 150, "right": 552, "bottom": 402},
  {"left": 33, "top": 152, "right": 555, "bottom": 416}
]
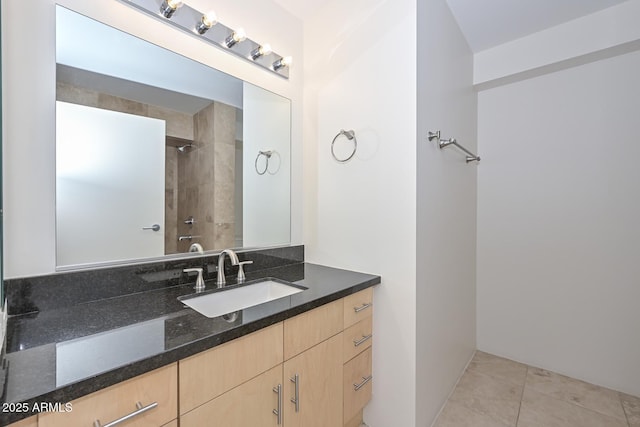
[{"left": 428, "top": 130, "right": 480, "bottom": 163}]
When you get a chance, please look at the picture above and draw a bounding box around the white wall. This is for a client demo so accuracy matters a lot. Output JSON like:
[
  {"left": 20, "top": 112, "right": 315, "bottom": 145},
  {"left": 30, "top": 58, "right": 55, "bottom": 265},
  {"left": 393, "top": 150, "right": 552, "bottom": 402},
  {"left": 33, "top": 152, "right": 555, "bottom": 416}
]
[
  {"left": 474, "top": 0, "right": 640, "bottom": 86},
  {"left": 416, "top": 0, "right": 478, "bottom": 425},
  {"left": 477, "top": 50, "right": 640, "bottom": 397},
  {"left": 2, "top": 0, "right": 303, "bottom": 278},
  {"left": 303, "top": 0, "right": 418, "bottom": 425}
]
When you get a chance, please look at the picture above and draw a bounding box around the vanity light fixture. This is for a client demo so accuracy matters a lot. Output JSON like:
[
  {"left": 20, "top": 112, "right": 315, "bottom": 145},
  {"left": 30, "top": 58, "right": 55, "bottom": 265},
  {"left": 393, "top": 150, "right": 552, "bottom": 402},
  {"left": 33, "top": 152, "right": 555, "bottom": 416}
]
[
  {"left": 119, "top": 0, "right": 292, "bottom": 78},
  {"left": 273, "top": 56, "right": 292, "bottom": 71},
  {"left": 159, "top": 0, "right": 183, "bottom": 19},
  {"left": 195, "top": 11, "right": 217, "bottom": 34},
  {"left": 224, "top": 27, "right": 247, "bottom": 48},
  {"left": 250, "top": 43, "right": 272, "bottom": 60}
]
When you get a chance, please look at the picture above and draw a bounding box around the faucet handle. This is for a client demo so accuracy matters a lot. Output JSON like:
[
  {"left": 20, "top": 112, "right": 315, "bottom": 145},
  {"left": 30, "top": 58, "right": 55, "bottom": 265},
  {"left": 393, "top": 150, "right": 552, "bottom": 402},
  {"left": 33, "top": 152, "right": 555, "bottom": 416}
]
[
  {"left": 184, "top": 267, "right": 205, "bottom": 291},
  {"left": 237, "top": 261, "right": 253, "bottom": 283}
]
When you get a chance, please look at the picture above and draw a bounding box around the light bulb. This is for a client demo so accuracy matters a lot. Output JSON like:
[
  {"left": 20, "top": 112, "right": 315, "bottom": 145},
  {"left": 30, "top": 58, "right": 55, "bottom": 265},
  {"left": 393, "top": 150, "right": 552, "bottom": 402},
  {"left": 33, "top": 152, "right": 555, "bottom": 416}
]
[
  {"left": 196, "top": 10, "right": 217, "bottom": 34},
  {"left": 160, "top": 0, "right": 183, "bottom": 18},
  {"left": 225, "top": 27, "right": 247, "bottom": 48},
  {"left": 260, "top": 44, "right": 272, "bottom": 56},
  {"left": 273, "top": 56, "right": 293, "bottom": 71},
  {"left": 250, "top": 43, "right": 272, "bottom": 60},
  {"left": 233, "top": 28, "right": 247, "bottom": 42}
]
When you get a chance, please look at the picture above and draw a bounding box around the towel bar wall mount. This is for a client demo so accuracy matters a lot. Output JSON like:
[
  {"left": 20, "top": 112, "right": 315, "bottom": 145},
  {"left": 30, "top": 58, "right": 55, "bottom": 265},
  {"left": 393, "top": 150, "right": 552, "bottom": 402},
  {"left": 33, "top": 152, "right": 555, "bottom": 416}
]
[{"left": 428, "top": 130, "right": 480, "bottom": 163}]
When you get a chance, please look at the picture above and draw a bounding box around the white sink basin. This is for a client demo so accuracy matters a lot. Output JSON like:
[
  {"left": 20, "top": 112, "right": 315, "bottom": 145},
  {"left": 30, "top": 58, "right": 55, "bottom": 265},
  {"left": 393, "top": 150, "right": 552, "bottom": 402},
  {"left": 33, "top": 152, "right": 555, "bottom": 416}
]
[{"left": 179, "top": 278, "right": 306, "bottom": 318}]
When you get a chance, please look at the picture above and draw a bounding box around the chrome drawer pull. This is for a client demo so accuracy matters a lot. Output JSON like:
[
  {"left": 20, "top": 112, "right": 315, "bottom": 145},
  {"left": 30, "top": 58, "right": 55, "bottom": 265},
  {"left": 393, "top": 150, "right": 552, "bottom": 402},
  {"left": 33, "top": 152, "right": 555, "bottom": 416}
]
[
  {"left": 273, "top": 384, "right": 282, "bottom": 425},
  {"left": 290, "top": 374, "right": 300, "bottom": 412},
  {"left": 353, "top": 302, "right": 372, "bottom": 313},
  {"left": 353, "top": 375, "right": 373, "bottom": 391},
  {"left": 93, "top": 401, "right": 157, "bottom": 427},
  {"left": 353, "top": 334, "right": 373, "bottom": 347}
]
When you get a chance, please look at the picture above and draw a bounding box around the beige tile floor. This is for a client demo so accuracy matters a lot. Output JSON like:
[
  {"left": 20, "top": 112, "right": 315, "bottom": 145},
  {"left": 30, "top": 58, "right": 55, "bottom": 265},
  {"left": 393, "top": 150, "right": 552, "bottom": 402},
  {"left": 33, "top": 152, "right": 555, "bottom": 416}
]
[{"left": 434, "top": 351, "right": 640, "bottom": 427}]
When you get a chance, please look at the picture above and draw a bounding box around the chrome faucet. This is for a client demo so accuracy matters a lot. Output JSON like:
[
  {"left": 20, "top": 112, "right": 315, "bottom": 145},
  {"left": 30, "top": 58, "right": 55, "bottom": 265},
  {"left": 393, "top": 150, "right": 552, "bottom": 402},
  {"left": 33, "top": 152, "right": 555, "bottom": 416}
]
[
  {"left": 183, "top": 267, "right": 205, "bottom": 292},
  {"left": 217, "top": 249, "right": 239, "bottom": 287}
]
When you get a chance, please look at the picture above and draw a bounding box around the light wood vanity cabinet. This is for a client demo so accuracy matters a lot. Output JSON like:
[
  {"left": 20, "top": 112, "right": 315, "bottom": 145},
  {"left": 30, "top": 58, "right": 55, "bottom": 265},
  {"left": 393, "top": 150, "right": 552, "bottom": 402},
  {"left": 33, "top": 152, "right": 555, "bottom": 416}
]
[
  {"left": 180, "top": 299, "right": 348, "bottom": 426},
  {"left": 179, "top": 323, "right": 284, "bottom": 427},
  {"left": 6, "top": 417, "right": 37, "bottom": 427},
  {"left": 8, "top": 287, "right": 374, "bottom": 427},
  {"left": 284, "top": 333, "right": 344, "bottom": 427},
  {"left": 181, "top": 365, "right": 283, "bottom": 427},
  {"left": 38, "top": 363, "right": 177, "bottom": 427},
  {"left": 283, "top": 299, "right": 344, "bottom": 427},
  {"left": 283, "top": 299, "right": 343, "bottom": 359},
  {"left": 179, "top": 289, "right": 374, "bottom": 426},
  {"left": 342, "top": 288, "right": 374, "bottom": 426},
  {"left": 179, "top": 322, "right": 284, "bottom": 415}
]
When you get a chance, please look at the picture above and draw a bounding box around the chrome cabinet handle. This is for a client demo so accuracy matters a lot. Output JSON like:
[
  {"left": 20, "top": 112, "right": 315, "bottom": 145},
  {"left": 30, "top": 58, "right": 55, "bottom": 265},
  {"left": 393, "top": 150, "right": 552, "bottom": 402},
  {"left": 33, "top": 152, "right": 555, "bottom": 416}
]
[
  {"left": 353, "top": 375, "right": 373, "bottom": 391},
  {"left": 93, "top": 401, "right": 157, "bottom": 427},
  {"left": 272, "top": 384, "right": 282, "bottom": 425},
  {"left": 290, "top": 374, "right": 300, "bottom": 412},
  {"left": 353, "top": 334, "right": 373, "bottom": 347},
  {"left": 353, "top": 302, "right": 372, "bottom": 313},
  {"left": 142, "top": 224, "right": 161, "bottom": 231}
]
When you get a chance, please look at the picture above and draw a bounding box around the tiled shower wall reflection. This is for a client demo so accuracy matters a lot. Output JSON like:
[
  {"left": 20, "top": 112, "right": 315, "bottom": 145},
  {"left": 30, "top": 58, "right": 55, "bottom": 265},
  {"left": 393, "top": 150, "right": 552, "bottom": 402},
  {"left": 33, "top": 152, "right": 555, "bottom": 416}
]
[
  {"left": 178, "top": 101, "right": 236, "bottom": 252},
  {"left": 57, "top": 82, "right": 238, "bottom": 255}
]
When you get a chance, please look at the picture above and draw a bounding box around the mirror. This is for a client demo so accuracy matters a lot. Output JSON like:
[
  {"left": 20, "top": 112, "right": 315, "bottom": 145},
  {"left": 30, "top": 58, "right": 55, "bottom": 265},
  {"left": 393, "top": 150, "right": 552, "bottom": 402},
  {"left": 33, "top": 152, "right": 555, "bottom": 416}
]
[
  {"left": 55, "top": 7, "right": 291, "bottom": 269},
  {"left": 1, "top": 1, "right": 4, "bottom": 310}
]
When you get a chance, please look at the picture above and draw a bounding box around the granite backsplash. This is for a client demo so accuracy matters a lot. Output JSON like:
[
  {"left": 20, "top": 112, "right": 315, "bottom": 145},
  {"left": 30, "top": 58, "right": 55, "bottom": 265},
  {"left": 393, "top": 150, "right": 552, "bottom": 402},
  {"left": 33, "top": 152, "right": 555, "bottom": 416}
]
[{"left": 5, "top": 245, "right": 303, "bottom": 316}]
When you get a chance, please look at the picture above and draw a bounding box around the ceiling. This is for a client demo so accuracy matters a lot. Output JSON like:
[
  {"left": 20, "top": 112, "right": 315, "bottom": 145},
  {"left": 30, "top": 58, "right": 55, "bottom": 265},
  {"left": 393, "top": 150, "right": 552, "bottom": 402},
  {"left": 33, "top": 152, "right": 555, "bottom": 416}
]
[
  {"left": 272, "top": 0, "right": 631, "bottom": 53},
  {"left": 272, "top": 0, "right": 324, "bottom": 22},
  {"left": 446, "top": 0, "right": 631, "bottom": 52}
]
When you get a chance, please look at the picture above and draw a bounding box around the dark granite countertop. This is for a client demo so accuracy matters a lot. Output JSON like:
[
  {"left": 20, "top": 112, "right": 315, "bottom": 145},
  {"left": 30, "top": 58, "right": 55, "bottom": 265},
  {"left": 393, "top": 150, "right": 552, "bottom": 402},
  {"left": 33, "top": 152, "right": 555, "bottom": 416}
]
[{"left": 0, "top": 262, "right": 380, "bottom": 425}]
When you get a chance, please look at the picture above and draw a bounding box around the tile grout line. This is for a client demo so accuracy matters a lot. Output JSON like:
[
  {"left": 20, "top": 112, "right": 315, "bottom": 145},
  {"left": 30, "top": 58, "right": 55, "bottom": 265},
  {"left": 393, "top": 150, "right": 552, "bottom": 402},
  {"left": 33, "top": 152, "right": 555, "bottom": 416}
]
[
  {"left": 619, "top": 393, "right": 632, "bottom": 427},
  {"left": 524, "top": 367, "right": 630, "bottom": 423},
  {"left": 514, "top": 366, "right": 528, "bottom": 427},
  {"left": 526, "top": 385, "right": 632, "bottom": 426},
  {"left": 453, "top": 357, "right": 527, "bottom": 427}
]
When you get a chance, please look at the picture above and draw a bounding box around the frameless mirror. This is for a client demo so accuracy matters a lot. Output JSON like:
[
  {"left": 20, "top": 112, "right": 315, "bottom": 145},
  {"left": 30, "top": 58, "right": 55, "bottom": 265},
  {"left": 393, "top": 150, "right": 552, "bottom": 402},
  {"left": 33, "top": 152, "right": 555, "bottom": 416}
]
[
  {"left": 55, "top": 7, "right": 291, "bottom": 269},
  {"left": 1, "top": 1, "right": 4, "bottom": 309}
]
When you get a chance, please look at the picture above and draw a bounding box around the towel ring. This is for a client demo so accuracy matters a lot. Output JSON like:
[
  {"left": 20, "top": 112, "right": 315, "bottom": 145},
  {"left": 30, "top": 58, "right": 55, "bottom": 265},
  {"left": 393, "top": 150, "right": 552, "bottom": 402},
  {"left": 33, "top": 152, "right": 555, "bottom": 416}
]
[
  {"left": 255, "top": 150, "right": 273, "bottom": 175},
  {"left": 331, "top": 129, "right": 357, "bottom": 162}
]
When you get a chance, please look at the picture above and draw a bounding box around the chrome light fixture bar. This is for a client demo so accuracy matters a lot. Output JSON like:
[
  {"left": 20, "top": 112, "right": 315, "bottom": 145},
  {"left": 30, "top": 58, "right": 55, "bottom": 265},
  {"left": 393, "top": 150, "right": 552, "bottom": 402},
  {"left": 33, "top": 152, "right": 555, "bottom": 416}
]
[
  {"left": 118, "top": 0, "right": 291, "bottom": 79},
  {"left": 159, "top": 0, "right": 183, "bottom": 18}
]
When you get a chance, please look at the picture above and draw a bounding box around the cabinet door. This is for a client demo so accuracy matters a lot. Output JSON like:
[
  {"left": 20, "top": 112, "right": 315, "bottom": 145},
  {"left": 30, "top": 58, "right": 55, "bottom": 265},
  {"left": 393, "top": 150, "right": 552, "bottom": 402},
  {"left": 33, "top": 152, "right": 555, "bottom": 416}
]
[
  {"left": 179, "top": 322, "right": 283, "bottom": 414},
  {"left": 6, "top": 417, "right": 37, "bottom": 427},
  {"left": 284, "top": 333, "right": 343, "bottom": 427},
  {"left": 39, "top": 364, "right": 177, "bottom": 427},
  {"left": 180, "top": 365, "right": 282, "bottom": 427},
  {"left": 284, "top": 298, "right": 343, "bottom": 360}
]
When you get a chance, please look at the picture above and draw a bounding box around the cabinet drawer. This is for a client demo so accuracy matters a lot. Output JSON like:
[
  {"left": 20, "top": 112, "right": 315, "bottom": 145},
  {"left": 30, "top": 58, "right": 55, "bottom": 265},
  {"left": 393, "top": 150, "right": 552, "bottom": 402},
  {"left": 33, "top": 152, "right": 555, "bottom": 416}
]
[
  {"left": 7, "top": 417, "right": 37, "bottom": 427},
  {"left": 179, "top": 322, "right": 283, "bottom": 414},
  {"left": 181, "top": 365, "right": 282, "bottom": 427},
  {"left": 284, "top": 299, "right": 343, "bottom": 360},
  {"left": 343, "top": 316, "right": 373, "bottom": 363},
  {"left": 343, "top": 347, "right": 372, "bottom": 424},
  {"left": 343, "top": 288, "right": 373, "bottom": 328},
  {"left": 39, "top": 364, "right": 177, "bottom": 427}
]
